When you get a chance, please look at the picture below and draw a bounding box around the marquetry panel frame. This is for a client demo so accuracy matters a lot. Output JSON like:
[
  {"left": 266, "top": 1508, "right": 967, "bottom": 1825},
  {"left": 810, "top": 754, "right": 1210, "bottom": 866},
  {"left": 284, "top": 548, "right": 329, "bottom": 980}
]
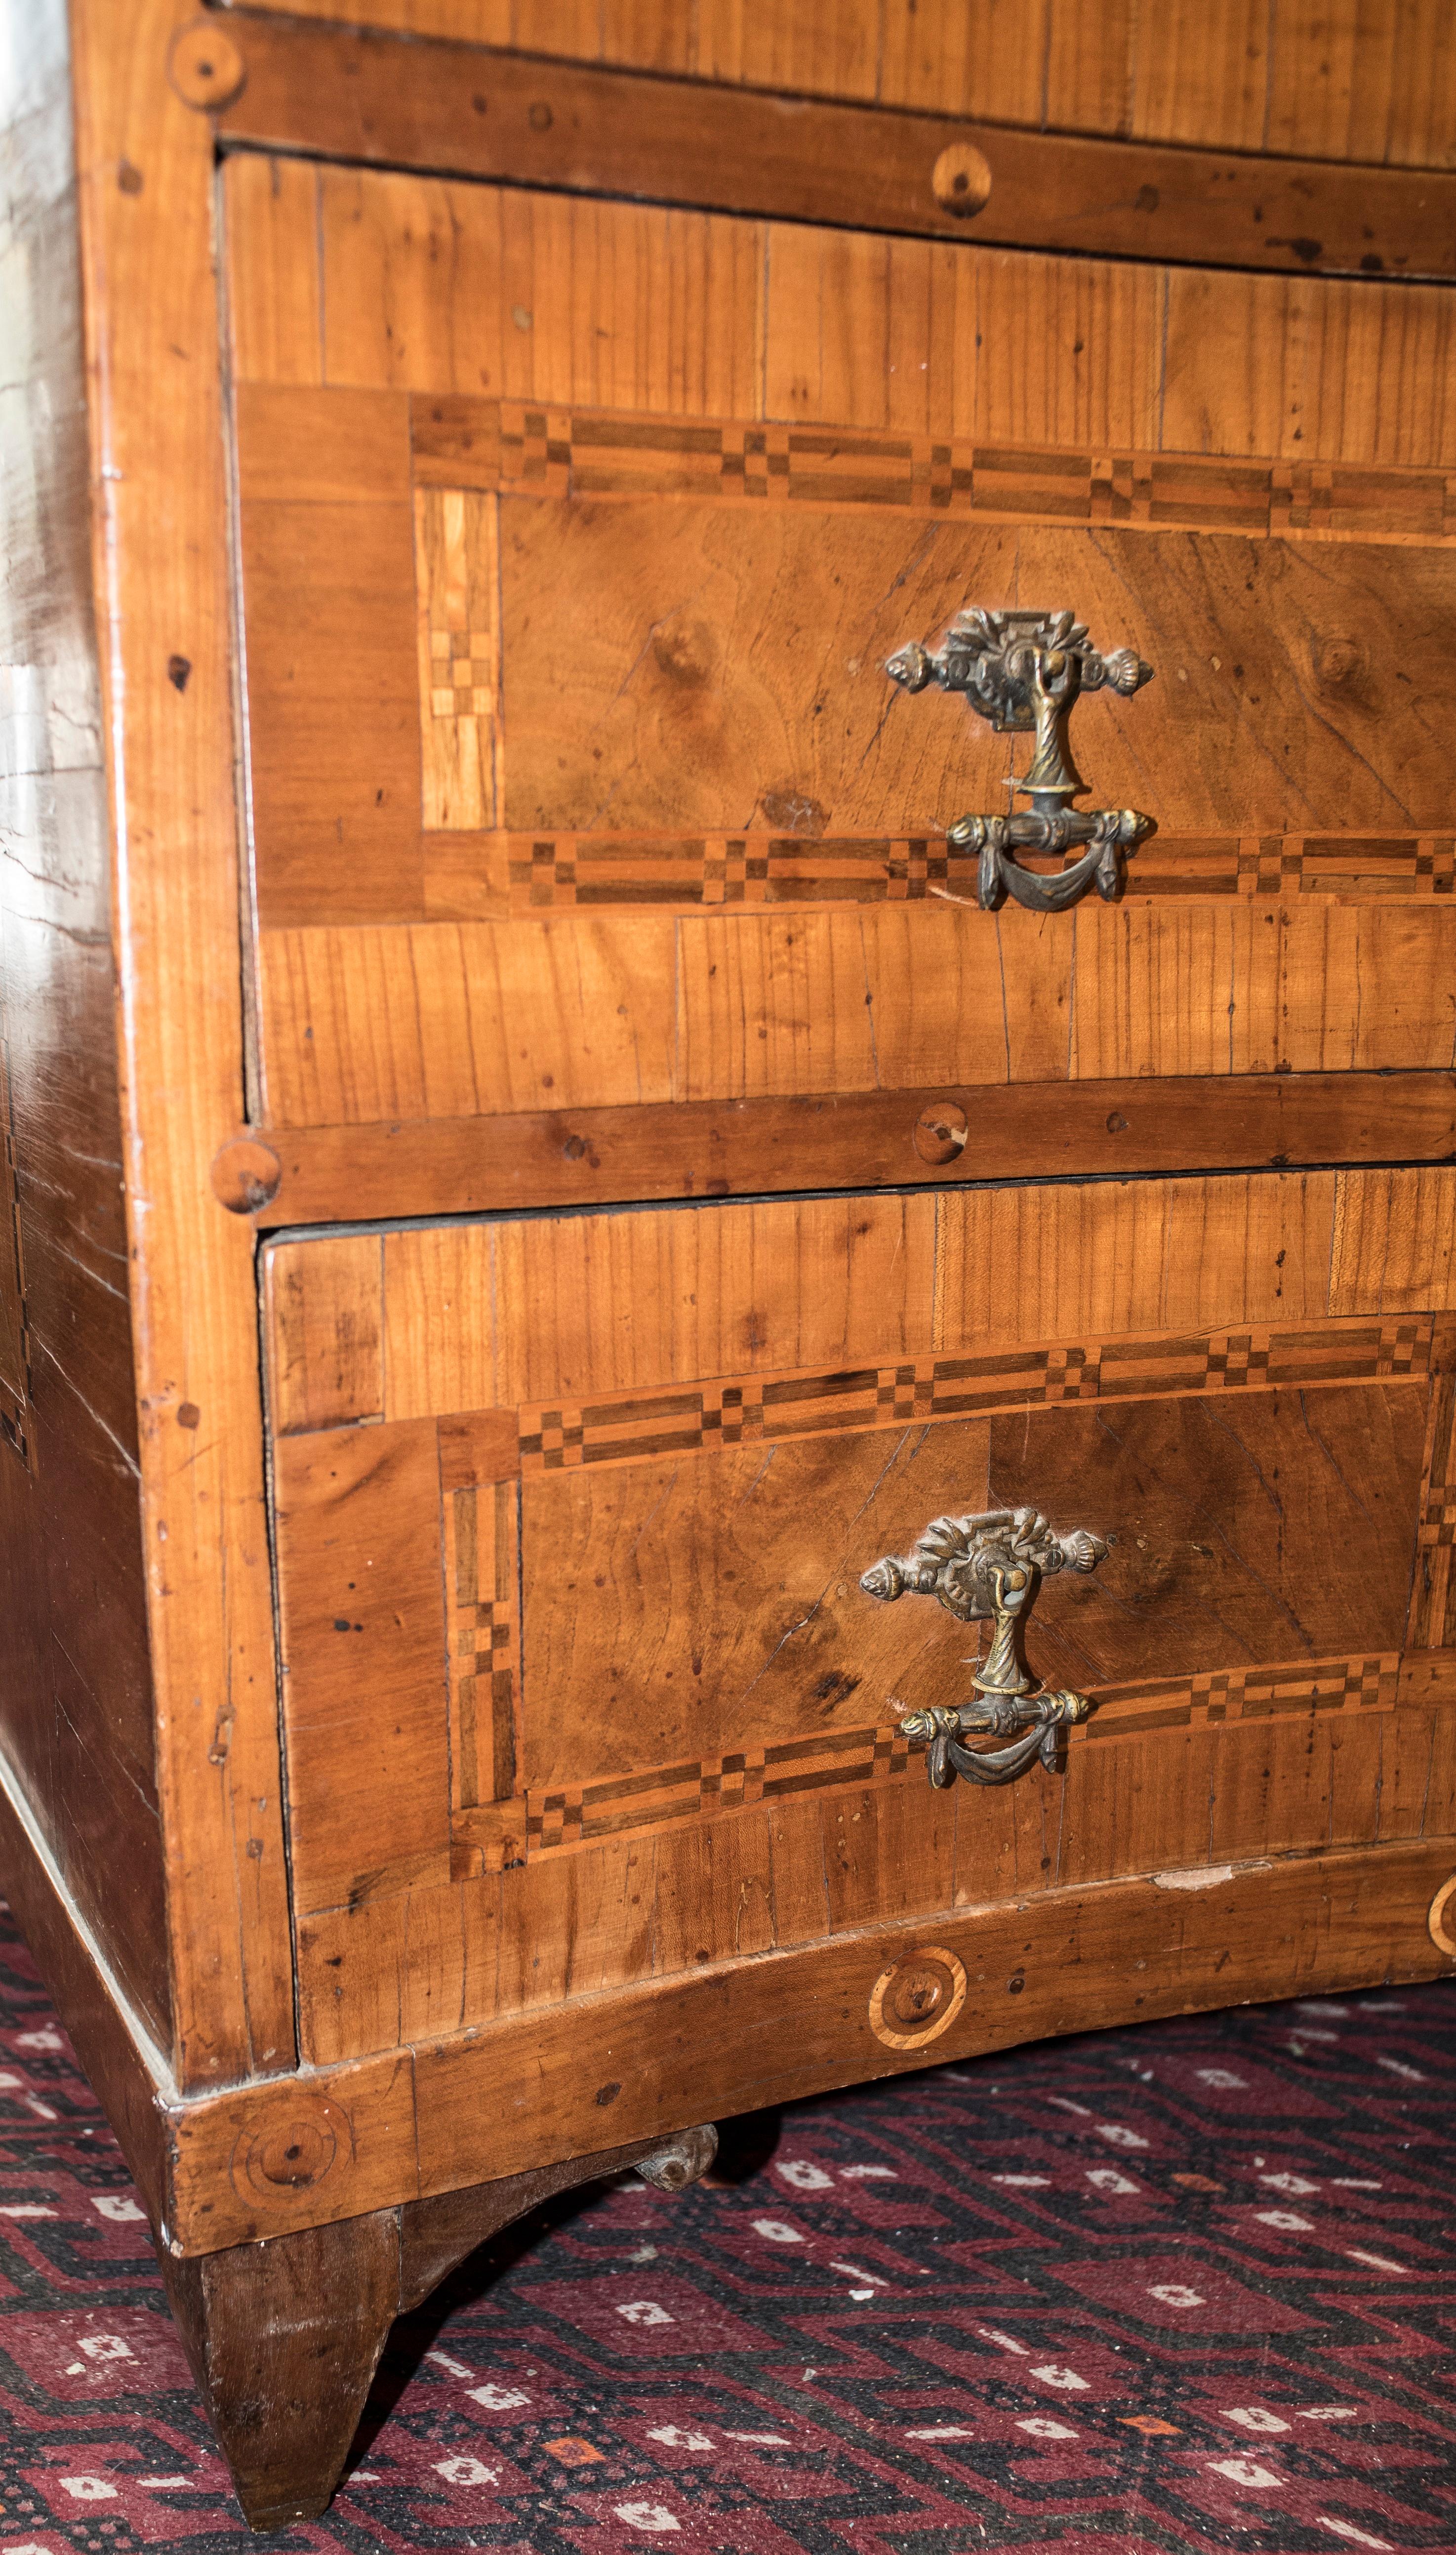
[
  {"left": 270, "top": 1297, "right": 1456, "bottom": 1896},
  {"left": 410, "top": 394, "right": 1456, "bottom": 919}
]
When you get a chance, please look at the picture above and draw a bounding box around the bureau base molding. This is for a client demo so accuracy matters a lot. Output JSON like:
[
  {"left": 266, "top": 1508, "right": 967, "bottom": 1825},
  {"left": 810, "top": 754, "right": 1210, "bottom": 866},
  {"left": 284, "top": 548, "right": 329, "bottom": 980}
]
[
  {"left": 248, "top": 1069, "right": 1456, "bottom": 1227},
  {"left": 17, "top": 1732, "right": 1441, "bottom": 2266},
  {"left": 152, "top": 1835, "right": 1456, "bottom": 2259}
]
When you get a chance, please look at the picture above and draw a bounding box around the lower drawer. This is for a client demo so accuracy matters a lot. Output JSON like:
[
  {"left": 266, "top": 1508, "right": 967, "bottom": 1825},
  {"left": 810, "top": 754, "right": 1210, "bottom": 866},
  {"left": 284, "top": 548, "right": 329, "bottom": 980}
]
[{"left": 260, "top": 1165, "right": 1456, "bottom": 2064}]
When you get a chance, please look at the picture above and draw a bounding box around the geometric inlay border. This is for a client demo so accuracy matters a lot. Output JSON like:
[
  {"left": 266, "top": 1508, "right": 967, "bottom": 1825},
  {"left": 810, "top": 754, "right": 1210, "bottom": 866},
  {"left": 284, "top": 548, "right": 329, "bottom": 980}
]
[
  {"left": 445, "top": 831, "right": 1456, "bottom": 912},
  {"left": 510, "top": 1649, "right": 1409, "bottom": 1864},
  {"left": 436, "top": 1314, "right": 1446, "bottom": 1870},
  {"left": 411, "top": 393, "right": 1456, "bottom": 555},
  {"left": 515, "top": 1319, "right": 1432, "bottom": 1478}
]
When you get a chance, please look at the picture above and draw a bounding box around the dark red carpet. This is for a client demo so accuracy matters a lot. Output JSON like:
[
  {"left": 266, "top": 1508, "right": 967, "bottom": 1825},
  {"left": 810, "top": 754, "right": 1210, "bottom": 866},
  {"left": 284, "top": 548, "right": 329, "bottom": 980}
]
[{"left": 0, "top": 1903, "right": 1450, "bottom": 2552}]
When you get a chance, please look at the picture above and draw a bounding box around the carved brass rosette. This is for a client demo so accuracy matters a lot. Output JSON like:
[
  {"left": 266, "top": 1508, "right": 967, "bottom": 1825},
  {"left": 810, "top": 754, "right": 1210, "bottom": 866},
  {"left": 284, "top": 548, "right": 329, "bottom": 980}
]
[
  {"left": 886, "top": 607, "right": 1154, "bottom": 912},
  {"left": 860, "top": 1505, "right": 1108, "bottom": 1789}
]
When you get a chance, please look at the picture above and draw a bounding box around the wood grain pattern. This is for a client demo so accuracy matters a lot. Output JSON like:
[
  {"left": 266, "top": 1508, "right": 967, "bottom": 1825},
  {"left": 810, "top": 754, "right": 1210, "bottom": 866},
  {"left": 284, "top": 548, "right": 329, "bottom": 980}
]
[
  {"left": 68, "top": 0, "right": 297, "bottom": 2087},
  {"left": 1163, "top": 267, "right": 1456, "bottom": 470},
  {"left": 520, "top": 1192, "right": 921, "bottom": 1407},
  {"left": 229, "top": 166, "right": 1456, "bottom": 472},
  {"left": 986, "top": 1389, "right": 1423, "bottom": 1691},
  {"left": 0, "top": 1750, "right": 169, "bottom": 2232},
  {"left": 0, "top": 0, "right": 169, "bottom": 2044},
  {"left": 936, "top": 1174, "right": 1337, "bottom": 1347},
  {"left": 459, "top": 504, "right": 1456, "bottom": 836},
  {"left": 1331, "top": 1169, "right": 1456, "bottom": 1316},
  {"left": 311, "top": 165, "right": 766, "bottom": 413},
  {"left": 262, "top": 1235, "right": 383, "bottom": 1438},
  {"left": 519, "top": 1418, "right": 995, "bottom": 1789},
  {"left": 254, "top": 895, "right": 1456, "bottom": 1127},
  {"left": 243, "top": 1068, "right": 1456, "bottom": 1231},
  {"left": 214, "top": 18, "right": 1456, "bottom": 281},
  {"left": 162, "top": 2128, "right": 717, "bottom": 2527},
  {"left": 270, "top": 1173, "right": 1452, "bottom": 1437},
  {"left": 518, "top": 1381, "right": 1422, "bottom": 1792},
  {"left": 168, "top": 1838, "right": 1456, "bottom": 2254},
  {"left": 226, "top": 0, "right": 1456, "bottom": 180},
  {"left": 161, "top": 2206, "right": 402, "bottom": 2532},
  {"left": 296, "top": 1678, "right": 1455, "bottom": 2060},
  {"left": 272, "top": 1423, "right": 452, "bottom": 1917},
  {"left": 490, "top": 504, "right": 1453, "bottom": 837},
  {"left": 237, "top": 387, "right": 422, "bottom": 929},
  {"left": 263, "top": 1157, "right": 1448, "bottom": 2051},
  {"left": 1408, "top": 1324, "right": 1456, "bottom": 1656},
  {"left": 223, "top": 153, "right": 322, "bottom": 389}
]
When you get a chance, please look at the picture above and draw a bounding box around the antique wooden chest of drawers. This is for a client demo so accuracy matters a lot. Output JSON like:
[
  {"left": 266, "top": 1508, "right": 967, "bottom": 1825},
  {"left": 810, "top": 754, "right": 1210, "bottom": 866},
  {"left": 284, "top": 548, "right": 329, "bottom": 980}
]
[{"left": 6, "top": 0, "right": 1456, "bottom": 2526}]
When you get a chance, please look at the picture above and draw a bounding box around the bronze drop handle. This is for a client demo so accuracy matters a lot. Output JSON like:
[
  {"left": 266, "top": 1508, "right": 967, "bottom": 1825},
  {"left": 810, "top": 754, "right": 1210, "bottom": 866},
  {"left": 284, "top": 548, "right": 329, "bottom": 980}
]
[
  {"left": 860, "top": 1504, "right": 1107, "bottom": 1788},
  {"left": 886, "top": 607, "right": 1154, "bottom": 912}
]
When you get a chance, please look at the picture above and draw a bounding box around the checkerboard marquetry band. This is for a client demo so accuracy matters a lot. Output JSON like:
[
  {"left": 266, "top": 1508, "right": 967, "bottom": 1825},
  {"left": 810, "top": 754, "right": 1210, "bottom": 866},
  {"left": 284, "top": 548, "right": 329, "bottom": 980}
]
[
  {"left": 430, "top": 829, "right": 1456, "bottom": 910},
  {"left": 509, "top": 1652, "right": 1407, "bottom": 1862},
  {"left": 513, "top": 1320, "right": 1432, "bottom": 1479},
  {"left": 410, "top": 393, "right": 1456, "bottom": 553},
  {"left": 444, "top": 1478, "right": 520, "bottom": 1823}
]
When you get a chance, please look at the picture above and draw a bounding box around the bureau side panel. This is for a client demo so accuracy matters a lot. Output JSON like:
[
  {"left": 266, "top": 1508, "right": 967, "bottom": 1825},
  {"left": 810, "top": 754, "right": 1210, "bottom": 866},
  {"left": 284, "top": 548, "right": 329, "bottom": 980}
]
[{"left": 0, "top": 0, "right": 168, "bottom": 2041}]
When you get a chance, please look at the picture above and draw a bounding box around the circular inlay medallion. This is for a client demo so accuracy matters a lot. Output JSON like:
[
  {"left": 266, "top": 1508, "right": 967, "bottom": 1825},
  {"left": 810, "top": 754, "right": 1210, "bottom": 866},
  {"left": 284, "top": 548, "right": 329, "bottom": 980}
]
[
  {"left": 868, "top": 1946, "right": 968, "bottom": 2050},
  {"left": 1428, "top": 1873, "right": 1456, "bottom": 1957},
  {"left": 231, "top": 2092, "right": 354, "bottom": 2208}
]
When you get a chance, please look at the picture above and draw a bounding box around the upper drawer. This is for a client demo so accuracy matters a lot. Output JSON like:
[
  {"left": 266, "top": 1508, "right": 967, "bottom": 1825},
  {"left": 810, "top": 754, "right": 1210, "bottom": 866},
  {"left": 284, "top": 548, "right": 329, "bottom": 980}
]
[
  {"left": 227, "top": 160, "right": 1456, "bottom": 1220},
  {"left": 263, "top": 1162, "right": 1456, "bottom": 2070}
]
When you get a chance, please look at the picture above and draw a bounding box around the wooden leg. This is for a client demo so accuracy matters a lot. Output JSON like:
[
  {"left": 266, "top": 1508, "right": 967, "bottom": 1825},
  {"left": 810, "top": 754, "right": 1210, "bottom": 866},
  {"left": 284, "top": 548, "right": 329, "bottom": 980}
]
[
  {"left": 159, "top": 2206, "right": 402, "bottom": 2531},
  {"left": 158, "top": 2124, "right": 717, "bottom": 2532}
]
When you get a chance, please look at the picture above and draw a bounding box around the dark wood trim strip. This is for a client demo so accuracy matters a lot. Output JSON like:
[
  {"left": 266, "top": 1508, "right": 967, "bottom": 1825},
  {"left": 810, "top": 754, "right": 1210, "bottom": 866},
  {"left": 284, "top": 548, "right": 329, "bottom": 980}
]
[
  {"left": 216, "top": 18, "right": 1456, "bottom": 282},
  {"left": 250, "top": 1071, "right": 1456, "bottom": 1228},
  {"left": 164, "top": 1837, "right": 1456, "bottom": 2253},
  {"left": 413, "top": 392, "right": 1456, "bottom": 550}
]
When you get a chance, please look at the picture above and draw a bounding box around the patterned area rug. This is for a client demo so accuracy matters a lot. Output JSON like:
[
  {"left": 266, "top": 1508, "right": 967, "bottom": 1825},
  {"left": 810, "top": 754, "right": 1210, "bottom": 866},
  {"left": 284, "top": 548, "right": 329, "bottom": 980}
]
[{"left": 0, "top": 1905, "right": 1450, "bottom": 2552}]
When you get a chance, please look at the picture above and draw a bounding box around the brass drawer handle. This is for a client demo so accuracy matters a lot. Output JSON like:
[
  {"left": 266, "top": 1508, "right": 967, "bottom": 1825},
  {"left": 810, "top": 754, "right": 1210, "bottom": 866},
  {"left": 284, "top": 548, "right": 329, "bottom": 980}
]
[
  {"left": 861, "top": 1505, "right": 1107, "bottom": 1788},
  {"left": 886, "top": 607, "right": 1154, "bottom": 912}
]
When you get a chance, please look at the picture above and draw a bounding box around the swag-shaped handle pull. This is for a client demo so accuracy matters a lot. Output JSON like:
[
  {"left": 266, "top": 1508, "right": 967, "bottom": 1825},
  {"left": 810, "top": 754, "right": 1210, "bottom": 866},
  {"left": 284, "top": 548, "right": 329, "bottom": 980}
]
[
  {"left": 886, "top": 607, "right": 1154, "bottom": 912},
  {"left": 860, "top": 1504, "right": 1108, "bottom": 1789}
]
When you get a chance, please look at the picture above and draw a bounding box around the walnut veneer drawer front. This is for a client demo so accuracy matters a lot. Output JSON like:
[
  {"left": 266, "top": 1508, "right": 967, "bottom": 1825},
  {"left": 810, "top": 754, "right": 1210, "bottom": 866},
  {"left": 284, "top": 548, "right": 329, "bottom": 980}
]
[
  {"left": 262, "top": 1168, "right": 1456, "bottom": 2068},
  {"left": 227, "top": 157, "right": 1456, "bottom": 1229}
]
